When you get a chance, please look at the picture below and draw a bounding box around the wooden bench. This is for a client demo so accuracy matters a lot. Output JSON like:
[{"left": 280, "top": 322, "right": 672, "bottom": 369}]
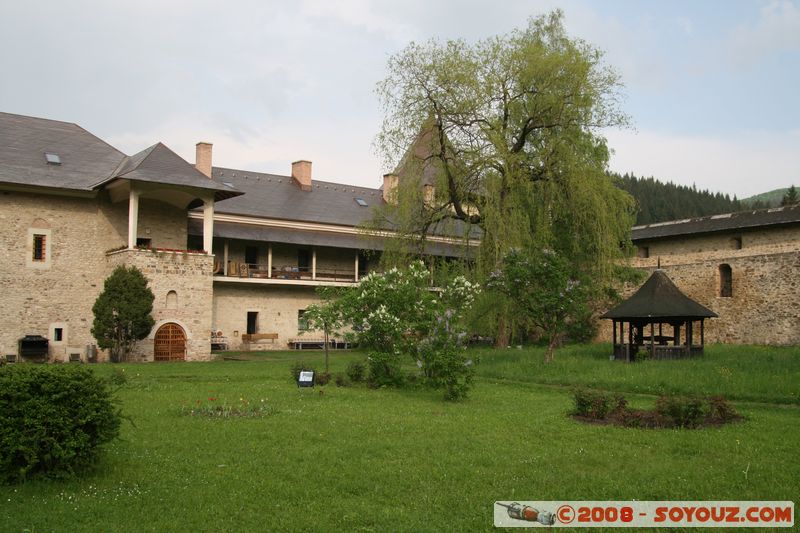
[
  {"left": 288, "top": 338, "right": 326, "bottom": 350},
  {"left": 242, "top": 333, "right": 278, "bottom": 344}
]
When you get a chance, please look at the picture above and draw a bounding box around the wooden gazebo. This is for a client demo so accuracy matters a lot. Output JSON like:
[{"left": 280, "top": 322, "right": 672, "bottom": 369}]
[{"left": 601, "top": 269, "right": 718, "bottom": 362}]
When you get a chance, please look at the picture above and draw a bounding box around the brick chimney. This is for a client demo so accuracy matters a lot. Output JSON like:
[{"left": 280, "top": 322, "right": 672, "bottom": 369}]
[
  {"left": 195, "top": 142, "right": 213, "bottom": 178},
  {"left": 382, "top": 173, "right": 399, "bottom": 204},
  {"left": 292, "top": 160, "right": 312, "bottom": 191}
]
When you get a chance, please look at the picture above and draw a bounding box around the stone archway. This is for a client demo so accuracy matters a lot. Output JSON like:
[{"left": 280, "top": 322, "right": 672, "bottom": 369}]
[{"left": 154, "top": 322, "right": 186, "bottom": 362}]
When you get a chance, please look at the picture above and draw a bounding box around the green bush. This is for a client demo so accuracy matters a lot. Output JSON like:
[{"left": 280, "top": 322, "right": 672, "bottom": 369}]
[
  {"left": 316, "top": 372, "right": 332, "bottom": 386},
  {"left": 334, "top": 373, "right": 350, "bottom": 387},
  {"left": 707, "top": 396, "right": 739, "bottom": 423},
  {"left": 572, "top": 388, "right": 614, "bottom": 420},
  {"left": 367, "top": 352, "right": 405, "bottom": 388},
  {"left": 0, "top": 365, "right": 121, "bottom": 483},
  {"left": 655, "top": 396, "right": 708, "bottom": 428},
  {"left": 345, "top": 360, "right": 366, "bottom": 383}
]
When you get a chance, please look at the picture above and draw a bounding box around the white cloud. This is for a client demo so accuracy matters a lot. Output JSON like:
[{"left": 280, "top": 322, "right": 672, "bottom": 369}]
[
  {"left": 729, "top": 0, "right": 800, "bottom": 65},
  {"left": 605, "top": 128, "right": 800, "bottom": 198}
]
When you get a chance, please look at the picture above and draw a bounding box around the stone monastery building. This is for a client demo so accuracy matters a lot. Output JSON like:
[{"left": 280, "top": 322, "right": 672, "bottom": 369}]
[
  {"left": 0, "top": 111, "right": 472, "bottom": 362},
  {"left": 1, "top": 111, "right": 798, "bottom": 362}
]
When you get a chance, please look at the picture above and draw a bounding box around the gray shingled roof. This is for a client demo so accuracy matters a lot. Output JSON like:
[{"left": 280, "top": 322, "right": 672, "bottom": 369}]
[
  {"left": 187, "top": 219, "right": 473, "bottom": 257},
  {"left": 209, "top": 166, "right": 481, "bottom": 241},
  {"left": 0, "top": 112, "right": 241, "bottom": 201},
  {"left": 0, "top": 111, "right": 125, "bottom": 190},
  {"left": 632, "top": 204, "right": 800, "bottom": 242},
  {"left": 101, "top": 143, "right": 242, "bottom": 201},
  {"left": 210, "top": 166, "right": 385, "bottom": 227},
  {"left": 601, "top": 270, "right": 718, "bottom": 320}
]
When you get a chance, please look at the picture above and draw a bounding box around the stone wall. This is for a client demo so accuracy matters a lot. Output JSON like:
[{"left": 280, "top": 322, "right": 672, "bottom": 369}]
[
  {"left": 0, "top": 189, "right": 211, "bottom": 362},
  {"left": 0, "top": 192, "right": 111, "bottom": 361},
  {"left": 599, "top": 226, "right": 800, "bottom": 346},
  {"left": 211, "top": 283, "right": 323, "bottom": 350},
  {"left": 107, "top": 249, "right": 214, "bottom": 361}
]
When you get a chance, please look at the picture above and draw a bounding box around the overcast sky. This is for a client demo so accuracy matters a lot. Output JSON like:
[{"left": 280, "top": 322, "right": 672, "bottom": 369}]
[{"left": 1, "top": 0, "right": 798, "bottom": 198}]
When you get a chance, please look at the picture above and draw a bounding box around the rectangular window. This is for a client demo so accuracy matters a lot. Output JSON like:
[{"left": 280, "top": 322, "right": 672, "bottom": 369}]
[
  {"left": 637, "top": 246, "right": 649, "bottom": 259},
  {"left": 136, "top": 237, "right": 152, "bottom": 248},
  {"left": 246, "top": 312, "right": 258, "bottom": 335},
  {"left": 298, "top": 310, "right": 309, "bottom": 331},
  {"left": 54, "top": 328, "right": 63, "bottom": 342},
  {"left": 33, "top": 234, "right": 46, "bottom": 261}
]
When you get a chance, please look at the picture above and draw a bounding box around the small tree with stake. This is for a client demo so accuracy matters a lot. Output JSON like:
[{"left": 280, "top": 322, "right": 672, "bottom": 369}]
[
  {"left": 303, "top": 289, "right": 345, "bottom": 373},
  {"left": 92, "top": 265, "right": 155, "bottom": 362},
  {"left": 487, "top": 248, "right": 588, "bottom": 363}
]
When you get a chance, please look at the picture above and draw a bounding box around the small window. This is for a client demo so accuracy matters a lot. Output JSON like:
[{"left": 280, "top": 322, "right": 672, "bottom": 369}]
[
  {"left": 719, "top": 264, "right": 732, "bottom": 297},
  {"left": 137, "top": 237, "right": 152, "bottom": 248},
  {"left": 44, "top": 152, "right": 61, "bottom": 165},
  {"left": 731, "top": 237, "right": 742, "bottom": 250},
  {"left": 298, "top": 310, "right": 309, "bottom": 331},
  {"left": 166, "top": 291, "right": 178, "bottom": 309},
  {"left": 246, "top": 312, "right": 258, "bottom": 335},
  {"left": 354, "top": 197, "right": 368, "bottom": 207},
  {"left": 637, "top": 246, "right": 649, "bottom": 259},
  {"left": 54, "top": 328, "right": 63, "bottom": 342},
  {"left": 32, "top": 234, "right": 46, "bottom": 261}
]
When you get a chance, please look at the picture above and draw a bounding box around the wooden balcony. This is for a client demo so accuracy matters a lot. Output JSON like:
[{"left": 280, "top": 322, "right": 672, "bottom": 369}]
[{"left": 213, "top": 262, "right": 365, "bottom": 287}]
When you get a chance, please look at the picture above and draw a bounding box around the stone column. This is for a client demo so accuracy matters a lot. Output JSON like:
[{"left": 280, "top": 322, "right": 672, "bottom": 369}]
[
  {"left": 354, "top": 251, "right": 359, "bottom": 282},
  {"left": 312, "top": 248, "right": 317, "bottom": 280},
  {"left": 267, "top": 244, "right": 272, "bottom": 278},
  {"left": 128, "top": 187, "right": 140, "bottom": 249},
  {"left": 203, "top": 197, "right": 214, "bottom": 255}
]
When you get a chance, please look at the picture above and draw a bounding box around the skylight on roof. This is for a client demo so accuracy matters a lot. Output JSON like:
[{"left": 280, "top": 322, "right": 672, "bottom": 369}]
[
  {"left": 223, "top": 181, "right": 234, "bottom": 188},
  {"left": 355, "top": 197, "right": 368, "bottom": 207},
  {"left": 44, "top": 152, "right": 61, "bottom": 165}
]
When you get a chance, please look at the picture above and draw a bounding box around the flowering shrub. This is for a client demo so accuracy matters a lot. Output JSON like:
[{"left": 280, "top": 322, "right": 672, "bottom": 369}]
[
  {"left": 487, "top": 248, "right": 588, "bottom": 362},
  {"left": 338, "top": 261, "right": 481, "bottom": 399}
]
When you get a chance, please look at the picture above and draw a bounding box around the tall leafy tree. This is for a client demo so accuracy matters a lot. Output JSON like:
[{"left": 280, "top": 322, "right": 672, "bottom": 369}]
[
  {"left": 92, "top": 265, "right": 155, "bottom": 362},
  {"left": 374, "top": 11, "right": 636, "bottom": 342}
]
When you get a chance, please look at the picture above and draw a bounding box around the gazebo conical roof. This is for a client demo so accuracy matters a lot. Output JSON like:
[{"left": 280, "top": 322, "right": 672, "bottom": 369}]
[{"left": 601, "top": 270, "right": 718, "bottom": 320}]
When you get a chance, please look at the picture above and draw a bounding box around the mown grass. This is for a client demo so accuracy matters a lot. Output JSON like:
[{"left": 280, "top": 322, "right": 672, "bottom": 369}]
[
  {"left": 476, "top": 343, "right": 800, "bottom": 405},
  {"left": 1, "top": 346, "right": 798, "bottom": 532}
]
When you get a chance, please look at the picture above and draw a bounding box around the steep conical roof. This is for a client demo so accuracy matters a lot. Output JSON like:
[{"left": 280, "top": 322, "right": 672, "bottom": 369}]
[{"left": 601, "top": 270, "right": 718, "bottom": 320}]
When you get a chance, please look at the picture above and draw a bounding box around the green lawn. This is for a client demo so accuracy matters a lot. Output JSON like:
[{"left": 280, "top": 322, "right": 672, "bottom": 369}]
[{"left": 2, "top": 346, "right": 798, "bottom": 531}]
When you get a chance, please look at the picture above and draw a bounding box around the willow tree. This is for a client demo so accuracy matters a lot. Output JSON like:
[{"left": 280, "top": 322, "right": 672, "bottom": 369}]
[{"left": 374, "top": 11, "right": 636, "bottom": 344}]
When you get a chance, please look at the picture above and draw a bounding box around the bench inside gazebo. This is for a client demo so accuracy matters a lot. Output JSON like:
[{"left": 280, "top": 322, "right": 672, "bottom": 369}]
[{"left": 601, "top": 269, "right": 718, "bottom": 362}]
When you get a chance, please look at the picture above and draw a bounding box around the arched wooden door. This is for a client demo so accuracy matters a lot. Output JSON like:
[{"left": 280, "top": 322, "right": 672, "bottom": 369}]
[{"left": 154, "top": 323, "right": 186, "bottom": 362}]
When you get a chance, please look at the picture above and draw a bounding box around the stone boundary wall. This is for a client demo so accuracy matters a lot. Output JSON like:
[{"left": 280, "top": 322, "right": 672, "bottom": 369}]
[{"left": 597, "top": 250, "right": 800, "bottom": 346}]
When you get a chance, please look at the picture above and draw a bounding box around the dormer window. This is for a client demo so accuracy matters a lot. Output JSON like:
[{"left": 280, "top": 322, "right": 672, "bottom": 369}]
[{"left": 44, "top": 153, "right": 61, "bottom": 165}]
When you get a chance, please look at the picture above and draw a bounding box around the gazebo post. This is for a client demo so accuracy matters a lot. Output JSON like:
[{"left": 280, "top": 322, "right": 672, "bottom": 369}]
[
  {"left": 612, "top": 319, "right": 617, "bottom": 359},
  {"left": 700, "top": 319, "right": 705, "bottom": 350},
  {"left": 650, "top": 322, "right": 655, "bottom": 359},
  {"left": 627, "top": 321, "right": 633, "bottom": 362}
]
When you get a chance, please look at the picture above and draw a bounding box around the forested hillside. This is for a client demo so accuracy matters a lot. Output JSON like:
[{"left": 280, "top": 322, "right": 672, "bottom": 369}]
[{"left": 613, "top": 173, "right": 765, "bottom": 225}]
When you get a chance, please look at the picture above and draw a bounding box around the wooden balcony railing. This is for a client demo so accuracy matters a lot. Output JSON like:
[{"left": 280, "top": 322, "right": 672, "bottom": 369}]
[{"left": 215, "top": 262, "right": 366, "bottom": 283}]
